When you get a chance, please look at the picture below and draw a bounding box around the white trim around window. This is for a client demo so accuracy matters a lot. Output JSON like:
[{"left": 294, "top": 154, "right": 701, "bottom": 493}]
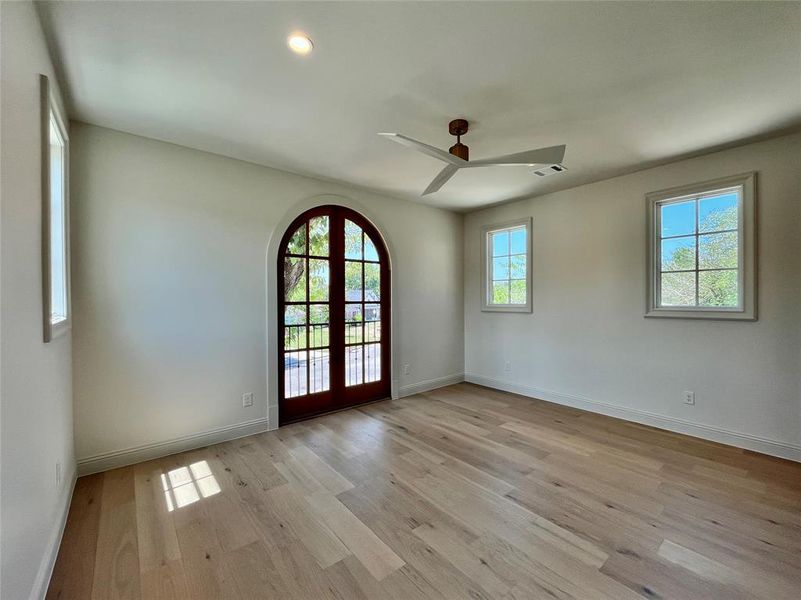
[
  {"left": 41, "top": 74, "right": 71, "bottom": 342},
  {"left": 645, "top": 172, "right": 756, "bottom": 321},
  {"left": 481, "top": 217, "right": 533, "bottom": 313}
]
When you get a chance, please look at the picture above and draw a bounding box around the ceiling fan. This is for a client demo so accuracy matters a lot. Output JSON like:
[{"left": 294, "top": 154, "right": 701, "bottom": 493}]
[{"left": 379, "top": 119, "right": 567, "bottom": 195}]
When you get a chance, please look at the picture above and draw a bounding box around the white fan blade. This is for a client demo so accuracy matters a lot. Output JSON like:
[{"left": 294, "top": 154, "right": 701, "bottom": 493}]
[
  {"left": 422, "top": 164, "right": 460, "bottom": 196},
  {"left": 378, "top": 133, "right": 467, "bottom": 166},
  {"left": 469, "top": 144, "right": 566, "bottom": 167}
]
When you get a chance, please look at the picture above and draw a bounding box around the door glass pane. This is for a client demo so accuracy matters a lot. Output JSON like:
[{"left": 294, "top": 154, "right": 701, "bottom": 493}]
[
  {"left": 284, "top": 306, "right": 307, "bottom": 351},
  {"left": 364, "top": 263, "right": 380, "bottom": 301},
  {"left": 309, "top": 323, "right": 329, "bottom": 348},
  {"left": 345, "top": 220, "right": 362, "bottom": 260},
  {"left": 365, "top": 343, "right": 380, "bottom": 383},
  {"left": 284, "top": 257, "right": 306, "bottom": 301},
  {"left": 660, "top": 272, "right": 695, "bottom": 306},
  {"left": 309, "top": 259, "right": 329, "bottom": 301},
  {"left": 364, "top": 235, "right": 379, "bottom": 262},
  {"left": 661, "top": 237, "right": 695, "bottom": 271},
  {"left": 699, "top": 232, "right": 737, "bottom": 269},
  {"left": 364, "top": 304, "right": 380, "bottom": 342},
  {"left": 309, "top": 305, "right": 329, "bottom": 324},
  {"left": 699, "top": 192, "right": 738, "bottom": 233},
  {"left": 661, "top": 200, "right": 695, "bottom": 237},
  {"left": 346, "top": 323, "right": 363, "bottom": 344},
  {"left": 365, "top": 323, "right": 380, "bottom": 343},
  {"left": 364, "top": 304, "right": 380, "bottom": 322},
  {"left": 309, "top": 349, "right": 330, "bottom": 393},
  {"left": 345, "top": 261, "right": 362, "bottom": 301},
  {"left": 285, "top": 350, "right": 307, "bottom": 398},
  {"left": 345, "top": 303, "right": 363, "bottom": 344},
  {"left": 346, "top": 345, "right": 363, "bottom": 386},
  {"left": 284, "top": 326, "right": 306, "bottom": 351},
  {"left": 285, "top": 305, "right": 306, "bottom": 325},
  {"left": 287, "top": 225, "right": 306, "bottom": 254},
  {"left": 308, "top": 216, "right": 329, "bottom": 256}
]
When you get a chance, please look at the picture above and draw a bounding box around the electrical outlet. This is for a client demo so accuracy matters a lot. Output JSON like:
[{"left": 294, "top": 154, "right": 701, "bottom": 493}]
[
  {"left": 683, "top": 391, "right": 695, "bottom": 405},
  {"left": 55, "top": 461, "right": 62, "bottom": 487},
  {"left": 242, "top": 392, "right": 254, "bottom": 408},
  {"left": 503, "top": 361, "right": 511, "bottom": 373},
  {"left": 402, "top": 364, "right": 410, "bottom": 376}
]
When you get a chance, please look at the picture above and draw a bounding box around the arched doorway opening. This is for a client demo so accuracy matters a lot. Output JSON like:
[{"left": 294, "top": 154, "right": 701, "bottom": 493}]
[{"left": 278, "top": 205, "right": 391, "bottom": 424}]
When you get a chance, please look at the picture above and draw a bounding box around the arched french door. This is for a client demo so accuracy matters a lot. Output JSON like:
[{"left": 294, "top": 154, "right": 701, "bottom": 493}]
[{"left": 278, "top": 205, "right": 391, "bottom": 424}]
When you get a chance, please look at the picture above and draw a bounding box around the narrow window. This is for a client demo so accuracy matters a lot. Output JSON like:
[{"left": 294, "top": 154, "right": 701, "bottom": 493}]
[
  {"left": 646, "top": 173, "right": 756, "bottom": 320},
  {"left": 41, "top": 74, "right": 70, "bottom": 341},
  {"left": 482, "top": 218, "right": 532, "bottom": 312}
]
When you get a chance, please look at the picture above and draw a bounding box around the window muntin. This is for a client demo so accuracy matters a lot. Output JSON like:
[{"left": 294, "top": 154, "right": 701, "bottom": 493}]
[
  {"left": 656, "top": 187, "right": 741, "bottom": 309},
  {"left": 482, "top": 218, "right": 532, "bottom": 312},
  {"left": 646, "top": 172, "right": 756, "bottom": 321}
]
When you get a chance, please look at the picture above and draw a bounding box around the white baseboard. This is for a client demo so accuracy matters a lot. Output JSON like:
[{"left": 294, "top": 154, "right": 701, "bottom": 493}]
[
  {"left": 465, "top": 373, "right": 801, "bottom": 463},
  {"left": 77, "top": 417, "right": 271, "bottom": 475},
  {"left": 399, "top": 373, "right": 465, "bottom": 398},
  {"left": 31, "top": 468, "right": 77, "bottom": 600}
]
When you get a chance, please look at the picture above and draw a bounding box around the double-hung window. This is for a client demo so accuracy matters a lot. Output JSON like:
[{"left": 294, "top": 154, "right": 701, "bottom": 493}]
[
  {"left": 646, "top": 172, "right": 756, "bottom": 320},
  {"left": 41, "top": 74, "right": 70, "bottom": 341},
  {"left": 481, "top": 218, "right": 532, "bottom": 312}
]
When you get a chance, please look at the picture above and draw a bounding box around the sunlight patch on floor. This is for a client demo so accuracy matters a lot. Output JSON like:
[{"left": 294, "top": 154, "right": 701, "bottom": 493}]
[{"left": 160, "top": 460, "right": 221, "bottom": 511}]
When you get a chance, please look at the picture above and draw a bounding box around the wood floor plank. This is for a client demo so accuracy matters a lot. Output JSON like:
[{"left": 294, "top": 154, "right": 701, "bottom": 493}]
[
  {"left": 289, "top": 443, "right": 355, "bottom": 495},
  {"left": 306, "top": 490, "right": 405, "bottom": 580},
  {"left": 412, "top": 520, "right": 512, "bottom": 598},
  {"left": 199, "top": 448, "right": 263, "bottom": 552},
  {"left": 49, "top": 384, "right": 801, "bottom": 599},
  {"left": 266, "top": 483, "right": 351, "bottom": 568},
  {"left": 46, "top": 473, "right": 104, "bottom": 600},
  {"left": 225, "top": 540, "right": 290, "bottom": 599},
  {"left": 266, "top": 541, "right": 340, "bottom": 600},
  {"left": 134, "top": 459, "right": 181, "bottom": 572},
  {"left": 159, "top": 452, "right": 242, "bottom": 600},
  {"left": 211, "top": 441, "right": 297, "bottom": 550},
  {"left": 91, "top": 466, "right": 141, "bottom": 600},
  {"left": 140, "top": 559, "right": 190, "bottom": 600}
]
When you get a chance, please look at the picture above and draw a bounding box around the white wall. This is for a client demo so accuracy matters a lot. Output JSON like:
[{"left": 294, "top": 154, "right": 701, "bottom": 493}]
[
  {"left": 70, "top": 123, "right": 464, "bottom": 470},
  {"left": 0, "top": 2, "right": 75, "bottom": 599},
  {"left": 465, "top": 132, "right": 801, "bottom": 459}
]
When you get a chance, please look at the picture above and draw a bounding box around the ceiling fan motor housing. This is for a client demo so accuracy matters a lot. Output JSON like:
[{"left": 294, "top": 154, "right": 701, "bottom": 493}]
[
  {"left": 448, "top": 119, "right": 469, "bottom": 161},
  {"left": 449, "top": 142, "right": 469, "bottom": 161}
]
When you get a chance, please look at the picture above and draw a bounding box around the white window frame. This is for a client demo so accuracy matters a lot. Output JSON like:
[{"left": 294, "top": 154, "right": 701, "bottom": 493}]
[
  {"left": 40, "top": 74, "right": 71, "bottom": 342},
  {"left": 645, "top": 172, "right": 756, "bottom": 321},
  {"left": 481, "top": 217, "right": 533, "bottom": 313}
]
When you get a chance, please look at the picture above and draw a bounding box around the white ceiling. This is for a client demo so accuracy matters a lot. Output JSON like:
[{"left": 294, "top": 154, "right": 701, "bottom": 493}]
[{"left": 37, "top": 1, "right": 801, "bottom": 211}]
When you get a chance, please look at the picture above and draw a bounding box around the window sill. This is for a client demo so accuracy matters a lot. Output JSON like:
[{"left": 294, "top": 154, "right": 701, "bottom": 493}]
[
  {"left": 50, "top": 318, "right": 71, "bottom": 340},
  {"left": 645, "top": 307, "right": 755, "bottom": 321},
  {"left": 482, "top": 304, "right": 533, "bottom": 314}
]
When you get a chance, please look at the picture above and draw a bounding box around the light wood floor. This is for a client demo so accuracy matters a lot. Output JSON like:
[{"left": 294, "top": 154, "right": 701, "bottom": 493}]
[{"left": 48, "top": 383, "right": 801, "bottom": 599}]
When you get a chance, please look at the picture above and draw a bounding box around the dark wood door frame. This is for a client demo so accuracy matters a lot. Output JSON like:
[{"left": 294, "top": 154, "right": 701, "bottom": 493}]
[{"left": 278, "top": 205, "right": 391, "bottom": 425}]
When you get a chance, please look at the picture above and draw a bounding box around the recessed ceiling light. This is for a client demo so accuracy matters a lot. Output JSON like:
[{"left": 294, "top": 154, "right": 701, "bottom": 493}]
[{"left": 287, "top": 33, "right": 313, "bottom": 55}]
